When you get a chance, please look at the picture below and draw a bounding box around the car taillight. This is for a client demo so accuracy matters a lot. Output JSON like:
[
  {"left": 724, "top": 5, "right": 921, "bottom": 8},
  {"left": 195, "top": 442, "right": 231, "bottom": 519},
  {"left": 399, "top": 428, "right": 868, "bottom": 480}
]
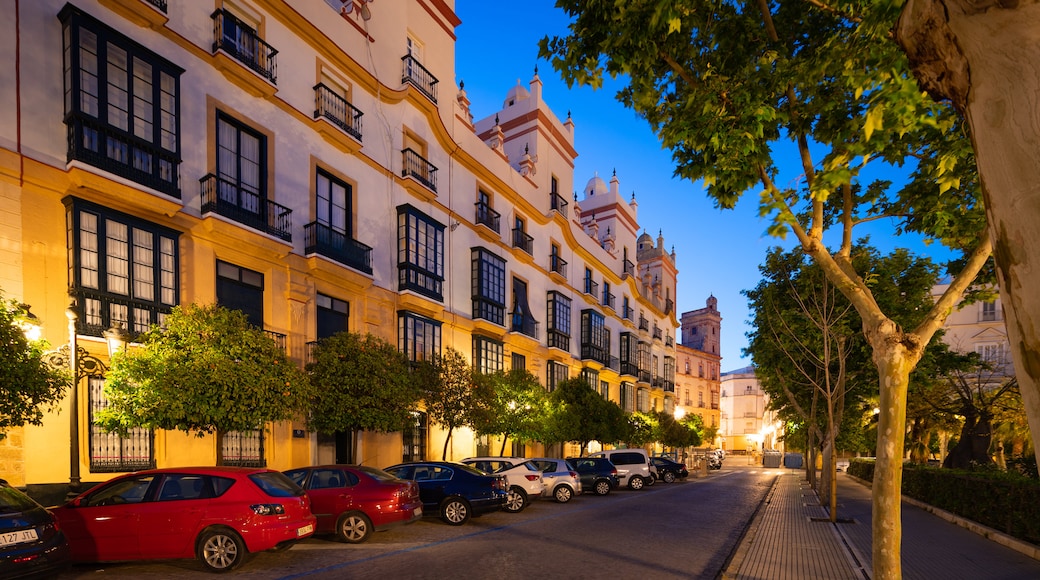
[
  {"left": 568, "top": 471, "right": 579, "bottom": 479},
  {"left": 250, "top": 503, "right": 286, "bottom": 516},
  {"left": 611, "top": 468, "right": 618, "bottom": 476},
  {"left": 494, "top": 477, "right": 507, "bottom": 491},
  {"left": 524, "top": 475, "right": 540, "bottom": 481}
]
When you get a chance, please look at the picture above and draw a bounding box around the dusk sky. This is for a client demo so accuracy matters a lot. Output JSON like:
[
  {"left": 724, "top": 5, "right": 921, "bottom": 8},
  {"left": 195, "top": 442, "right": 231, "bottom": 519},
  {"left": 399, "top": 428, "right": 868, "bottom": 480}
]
[{"left": 453, "top": 3, "right": 949, "bottom": 372}]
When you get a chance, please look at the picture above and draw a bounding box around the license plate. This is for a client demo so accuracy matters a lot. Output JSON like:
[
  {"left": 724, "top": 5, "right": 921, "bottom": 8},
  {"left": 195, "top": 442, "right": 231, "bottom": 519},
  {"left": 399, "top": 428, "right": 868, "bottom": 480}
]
[
  {"left": 413, "top": 507, "right": 423, "bottom": 517},
  {"left": 297, "top": 524, "right": 313, "bottom": 537},
  {"left": 0, "top": 528, "right": 39, "bottom": 547}
]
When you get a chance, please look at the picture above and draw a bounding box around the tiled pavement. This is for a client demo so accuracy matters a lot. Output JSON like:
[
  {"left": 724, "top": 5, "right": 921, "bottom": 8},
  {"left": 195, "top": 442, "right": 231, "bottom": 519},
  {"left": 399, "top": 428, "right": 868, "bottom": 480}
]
[{"left": 722, "top": 467, "right": 1040, "bottom": 580}]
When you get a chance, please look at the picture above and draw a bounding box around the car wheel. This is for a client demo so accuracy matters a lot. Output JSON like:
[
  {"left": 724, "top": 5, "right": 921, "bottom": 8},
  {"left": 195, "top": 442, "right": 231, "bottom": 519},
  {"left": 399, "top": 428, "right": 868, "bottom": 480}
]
[
  {"left": 440, "top": 497, "right": 471, "bottom": 525},
  {"left": 553, "top": 485, "right": 573, "bottom": 503},
  {"left": 197, "top": 528, "right": 248, "bottom": 573},
  {"left": 663, "top": 471, "right": 676, "bottom": 484},
  {"left": 594, "top": 479, "right": 611, "bottom": 496},
  {"left": 504, "top": 487, "right": 528, "bottom": 513},
  {"left": 337, "top": 512, "right": 373, "bottom": 543},
  {"left": 646, "top": 473, "right": 656, "bottom": 487},
  {"left": 628, "top": 476, "right": 645, "bottom": 490}
]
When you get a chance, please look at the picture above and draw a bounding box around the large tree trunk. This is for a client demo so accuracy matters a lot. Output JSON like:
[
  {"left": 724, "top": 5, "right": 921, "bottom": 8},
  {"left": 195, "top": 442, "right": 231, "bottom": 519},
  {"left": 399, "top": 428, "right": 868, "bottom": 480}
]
[
  {"left": 896, "top": 0, "right": 1040, "bottom": 477},
  {"left": 872, "top": 344, "right": 916, "bottom": 580},
  {"left": 943, "top": 413, "right": 995, "bottom": 469}
]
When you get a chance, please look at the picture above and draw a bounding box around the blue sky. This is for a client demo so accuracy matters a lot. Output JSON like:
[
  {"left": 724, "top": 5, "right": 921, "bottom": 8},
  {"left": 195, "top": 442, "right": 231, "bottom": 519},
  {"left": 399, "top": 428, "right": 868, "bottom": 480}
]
[{"left": 453, "top": 3, "right": 947, "bottom": 372}]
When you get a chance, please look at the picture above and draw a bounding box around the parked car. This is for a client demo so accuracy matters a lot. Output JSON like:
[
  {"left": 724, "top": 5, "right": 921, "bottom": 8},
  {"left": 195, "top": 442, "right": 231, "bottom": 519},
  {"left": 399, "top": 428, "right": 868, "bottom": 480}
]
[
  {"left": 283, "top": 465, "right": 422, "bottom": 543},
  {"left": 50, "top": 467, "right": 315, "bottom": 573},
  {"left": 0, "top": 479, "right": 70, "bottom": 579},
  {"left": 566, "top": 457, "right": 619, "bottom": 496},
  {"left": 650, "top": 456, "right": 689, "bottom": 483},
  {"left": 383, "top": 461, "right": 507, "bottom": 525},
  {"left": 460, "top": 457, "right": 545, "bottom": 513},
  {"left": 588, "top": 449, "right": 655, "bottom": 490},
  {"left": 526, "top": 458, "right": 582, "bottom": 503}
]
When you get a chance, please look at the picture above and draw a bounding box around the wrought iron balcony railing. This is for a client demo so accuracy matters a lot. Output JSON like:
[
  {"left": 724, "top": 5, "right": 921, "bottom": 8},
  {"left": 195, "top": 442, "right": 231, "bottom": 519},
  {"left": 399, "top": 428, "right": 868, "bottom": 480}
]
[
  {"left": 623, "top": 305, "right": 634, "bottom": 321},
  {"left": 602, "top": 291, "right": 616, "bottom": 311},
  {"left": 263, "top": 329, "right": 286, "bottom": 351},
  {"left": 653, "top": 325, "right": 663, "bottom": 340},
  {"left": 623, "top": 259, "right": 635, "bottom": 277},
  {"left": 304, "top": 222, "right": 372, "bottom": 274},
  {"left": 512, "top": 228, "right": 533, "bottom": 254},
  {"left": 584, "top": 279, "right": 599, "bottom": 297},
  {"left": 550, "top": 254, "right": 568, "bottom": 277},
  {"left": 402, "top": 148, "right": 437, "bottom": 192},
  {"left": 146, "top": 0, "right": 167, "bottom": 11},
  {"left": 212, "top": 9, "right": 277, "bottom": 84},
  {"left": 665, "top": 335, "right": 674, "bottom": 347},
  {"left": 475, "top": 201, "right": 500, "bottom": 232},
  {"left": 402, "top": 54, "right": 438, "bottom": 102},
  {"left": 638, "top": 316, "right": 649, "bottom": 331},
  {"left": 66, "top": 112, "right": 181, "bottom": 197},
  {"left": 550, "top": 192, "right": 569, "bottom": 216},
  {"left": 200, "top": 174, "right": 291, "bottom": 241},
  {"left": 314, "top": 83, "right": 363, "bottom": 141},
  {"left": 510, "top": 312, "right": 539, "bottom": 339}
]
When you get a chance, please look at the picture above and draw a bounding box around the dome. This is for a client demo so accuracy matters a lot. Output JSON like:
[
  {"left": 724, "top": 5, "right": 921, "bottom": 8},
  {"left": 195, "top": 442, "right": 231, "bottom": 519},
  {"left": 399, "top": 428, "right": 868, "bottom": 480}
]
[
  {"left": 503, "top": 81, "right": 530, "bottom": 107},
  {"left": 584, "top": 175, "right": 608, "bottom": 197}
]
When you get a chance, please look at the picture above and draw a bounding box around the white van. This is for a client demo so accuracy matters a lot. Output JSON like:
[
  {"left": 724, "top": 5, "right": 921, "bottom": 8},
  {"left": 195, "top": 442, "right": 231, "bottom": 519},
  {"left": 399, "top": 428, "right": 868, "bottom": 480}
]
[{"left": 588, "top": 449, "right": 655, "bottom": 490}]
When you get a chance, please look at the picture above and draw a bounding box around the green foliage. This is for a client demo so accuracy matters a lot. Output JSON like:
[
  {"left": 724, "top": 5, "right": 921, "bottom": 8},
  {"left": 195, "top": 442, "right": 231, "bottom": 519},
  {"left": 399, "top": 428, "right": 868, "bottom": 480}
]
[
  {"left": 423, "top": 348, "right": 476, "bottom": 459},
  {"left": 306, "top": 331, "right": 423, "bottom": 435},
  {"left": 469, "top": 369, "right": 548, "bottom": 454},
  {"left": 656, "top": 411, "right": 703, "bottom": 448},
  {"left": 547, "top": 378, "right": 628, "bottom": 454},
  {"left": 626, "top": 412, "right": 654, "bottom": 448},
  {"left": 97, "top": 304, "right": 312, "bottom": 439},
  {"left": 0, "top": 296, "right": 70, "bottom": 439}
]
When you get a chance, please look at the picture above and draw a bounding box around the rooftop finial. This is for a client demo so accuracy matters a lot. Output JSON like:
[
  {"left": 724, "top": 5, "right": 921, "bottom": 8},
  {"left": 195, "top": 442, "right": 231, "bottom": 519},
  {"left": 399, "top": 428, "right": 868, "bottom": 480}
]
[{"left": 495, "top": 113, "right": 499, "bottom": 125}]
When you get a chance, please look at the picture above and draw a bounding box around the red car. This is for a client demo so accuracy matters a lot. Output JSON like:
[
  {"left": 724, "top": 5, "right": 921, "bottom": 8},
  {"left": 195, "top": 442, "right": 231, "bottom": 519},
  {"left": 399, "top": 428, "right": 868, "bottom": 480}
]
[
  {"left": 284, "top": 465, "right": 422, "bottom": 543},
  {"left": 50, "top": 467, "right": 315, "bottom": 573}
]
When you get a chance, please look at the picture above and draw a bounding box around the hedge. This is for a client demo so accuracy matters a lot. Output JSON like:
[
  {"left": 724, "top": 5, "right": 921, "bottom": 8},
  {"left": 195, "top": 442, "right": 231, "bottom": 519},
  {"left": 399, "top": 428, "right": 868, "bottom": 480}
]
[{"left": 847, "top": 458, "right": 1040, "bottom": 546}]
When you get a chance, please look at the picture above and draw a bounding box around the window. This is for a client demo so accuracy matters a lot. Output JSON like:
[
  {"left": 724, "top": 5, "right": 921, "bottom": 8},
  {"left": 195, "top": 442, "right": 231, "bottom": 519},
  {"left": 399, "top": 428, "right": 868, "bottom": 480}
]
[
  {"left": 512, "top": 216, "right": 533, "bottom": 254},
  {"left": 583, "top": 267, "right": 597, "bottom": 296},
  {"left": 547, "top": 291, "right": 571, "bottom": 351},
  {"left": 398, "top": 311, "right": 441, "bottom": 362},
  {"left": 622, "top": 295, "right": 632, "bottom": 320},
  {"left": 222, "top": 430, "right": 265, "bottom": 467},
  {"left": 620, "top": 381, "right": 634, "bottom": 412},
  {"left": 314, "top": 71, "right": 362, "bottom": 140},
  {"left": 306, "top": 168, "right": 370, "bottom": 273},
  {"left": 981, "top": 301, "right": 998, "bottom": 322},
  {"left": 89, "top": 376, "right": 154, "bottom": 472},
  {"left": 404, "top": 35, "right": 437, "bottom": 102},
  {"left": 580, "top": 367, "right": 599, "bottom": 389},
  {"left": 475, "top": 190, "right": 500, "bottom": 232},
  {"left": 512, "top": 352, "right": 526, "bottom": 371},
  {"left": 398, "top": 205, "right": 445, "bottom": 300},
  {"left": 637, "top": 388, "right": 650, "bottom": 413},
  {"left": 602, "top": 282, "right": 614, "bottom": 310},
  {"left": 637, "top": 340, "right": 651, "bottom": 382},
  {"left": 402, "top": 411, "right": 427, "bottom": 462},
  {"left": 215, "top": 111, "right": 266, "bottom": 221},
  {"left": 620, "top": 332, "right": 638, "bottom": 376},
  {"left": 67, "top": 199, "right": 179, "bottom": 335},
  {"left": 550, "top": 243, "right": 567, "bottom": 276},
  {"left": 581, "top": 309, "right": 608, "bottom": 364},
  {"left": 212, "top": 6, "right": 276, "bottom": 83},
  {"left": 317, "top": 293, "right": 348, "bottom": 339},
  {"left": 216, "top": 260, "right": 263, "bottom": 328},
  {"left": 663, "top": 356, "right": 676, "bottom": 391},
  {"left": 317, "top": 169, "right": 351, "bottom": 238},
  {"left": 600, "top": 380, "right": 610, "bottom": 400},
  {"left": 976, "top": 343, "right": 1005, "bottom": 365},
  {"left": 472, "top": 248, "right": 505, "bottom": 325},
  {"left": 60, "top": 5, "right": 182, "bottom": 197},
  {"left": 547, "top": 361, "right": 569, "bottom": 392},
  {"left": 511, "top": 277, "right": 537, "bottom": 337},
  {"left": 473, "top": 335, "right": 504, "bottom": 374}
]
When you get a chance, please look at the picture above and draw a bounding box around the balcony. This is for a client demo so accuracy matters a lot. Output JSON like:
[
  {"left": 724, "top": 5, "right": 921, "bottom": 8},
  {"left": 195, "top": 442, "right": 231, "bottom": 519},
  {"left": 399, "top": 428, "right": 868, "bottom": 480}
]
[
  {"left": 581, "top": 343, "right": 609, "bottom": 365},
  {"left": 512, "top": 228, "right": 533, "bottom": 254},
  {"left": 475, "top": 201, "right": 500, "bottom": 233},
  {"left": 212, "top": 9, "right": 277, "bottom": 85},
  {"left": 200, "top": 174, "right": 291, "bottom": 241},
  {"left": 550, "top": 254, "right": 568, "bottom": 277},
  {"left": 547, "top": 329, "right": 570, "bottom": 352},
  {"left": 314, "top": 83, "right": 363, "bottom": 141},
  {"left": 550, "top": 192, "right": 569, "bottom": 216},
  {"left": 607, "top": 356, "right": 620, "bottom": 372},
  {"left": 638, "top": 316, "right": 649, "bottom": 331},
  {"left": 602, "top": 291, "right": 615, "bottom": 311},
  {"left": 304, "top": 222, "right": 372, "bottom": 274},
  {"left": 623, "top": 259, "right": 635, "bottom": 278},
  {"left": 65, "top": 113, "right": 181, "bottom": 198},
  {"left": 402, "top": 55, "right": 438, "bottom": 103},
  {"left": 653, "top": 325, "right": 663, "bottom": 341},
  {"left": 665, "top": 335, "right": 674, "bottom": 347},
  {"left": 584, "top": 279, "right": 599, "bottom": 297},
  {"left": 638, "top": 369, "right": 652, "bottom": 383},
  {"left": 510, "top": 312, "right": 539, "bottom": 339},
  {"left": 402, "top": 148, "right": 437, "bottom": 192},
  {"left": 623, "top": 305, "right": 634, "bottom": 321},
  {"left": 263, "top": 329, "right": 286, "bottom": 351}
]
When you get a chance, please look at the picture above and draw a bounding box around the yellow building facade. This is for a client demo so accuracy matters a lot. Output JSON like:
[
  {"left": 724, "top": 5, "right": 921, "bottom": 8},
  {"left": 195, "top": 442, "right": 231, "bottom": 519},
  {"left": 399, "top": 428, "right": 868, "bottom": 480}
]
[{"left": 1, "top": 0, "right": 687, "bottom": 496}]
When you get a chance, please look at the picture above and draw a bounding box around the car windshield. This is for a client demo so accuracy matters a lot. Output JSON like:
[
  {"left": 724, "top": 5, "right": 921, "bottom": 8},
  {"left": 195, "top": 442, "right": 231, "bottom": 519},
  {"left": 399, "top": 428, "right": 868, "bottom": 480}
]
[
  {"left": 358, "top": 466, "right": 399, "bottom": 482},
  {"left": 0, "top": 485, "right": 39, "bottom": 514},
  {"left": 250, "top": 471, "right": 305, "bottom": 498}
]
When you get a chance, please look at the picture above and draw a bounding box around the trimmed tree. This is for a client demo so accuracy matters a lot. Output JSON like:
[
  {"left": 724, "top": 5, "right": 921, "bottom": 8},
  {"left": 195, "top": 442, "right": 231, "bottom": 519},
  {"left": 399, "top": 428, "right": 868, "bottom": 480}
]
[
  {"left": 548, "top": 378, "right": 628, "bottom": 456},
  {"left": 306, "top": 331, "right": 424, "bottom": 462},
  {"left": 470, "top": 369, "right": 548, "bottom": 456},
  {"left": 0, "top": 296, "right": 69, "bottom": 440},
  {"left": 539, "top": 3, "right": 990, "bottom": 574},
  {"left": 97, "top": 304, "right": 312, "bottom": 464},
  {"left": 424, "top": 347, "right": 475, "bottom": 460}
]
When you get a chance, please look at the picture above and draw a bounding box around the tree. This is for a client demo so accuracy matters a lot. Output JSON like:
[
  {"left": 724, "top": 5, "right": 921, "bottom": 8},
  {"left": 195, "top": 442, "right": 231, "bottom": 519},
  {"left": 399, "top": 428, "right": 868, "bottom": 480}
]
[
  {"left": 424, "top": 348, "right": 475, "bottom": 460},
  {"left": 306, "top": 331, "right": 424, "bottom": 462},
  {"left": 470, "top": 369, "right": 548, "bottom": 456},
  {"left": 540, "top": 3, "right": 990, "bottom": 575},
  {"left": 97, "top": 304, "right": 312, "bottom": 464},
  {"left": 656, "top": 411, "right": 703, "bottom": 449},
  {"left": 548, "top": 378, "right": 628, "bottom": 456},
  {"left": 895, "top": 0, "right": 1040, "bottom": 478},
  {"left": 0, "top": 296, "right": 69, "bottom": 439}
]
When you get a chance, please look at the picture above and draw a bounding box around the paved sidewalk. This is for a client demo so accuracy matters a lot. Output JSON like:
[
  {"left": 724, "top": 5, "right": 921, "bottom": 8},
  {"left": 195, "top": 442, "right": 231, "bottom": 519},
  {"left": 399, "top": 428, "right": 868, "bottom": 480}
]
[{"left": 722, "top": 468, "right": 1040, "bottom": 580}]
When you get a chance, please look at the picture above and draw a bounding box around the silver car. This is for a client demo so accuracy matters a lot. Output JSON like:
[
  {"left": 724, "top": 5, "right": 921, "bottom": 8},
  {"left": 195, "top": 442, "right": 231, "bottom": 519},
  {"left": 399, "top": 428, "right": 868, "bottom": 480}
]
[
  {"left": 460, "top": 457, "right": 545, "bottom": 513},
  {"left": 527, "top": 458, "right": 582, "bottom": 503}
]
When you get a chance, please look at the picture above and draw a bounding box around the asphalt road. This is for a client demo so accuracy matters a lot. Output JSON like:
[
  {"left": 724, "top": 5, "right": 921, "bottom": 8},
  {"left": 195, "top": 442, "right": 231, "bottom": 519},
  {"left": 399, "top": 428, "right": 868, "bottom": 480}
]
[{"left": 57, "top": 465, "right": 777, "bottom": 579}]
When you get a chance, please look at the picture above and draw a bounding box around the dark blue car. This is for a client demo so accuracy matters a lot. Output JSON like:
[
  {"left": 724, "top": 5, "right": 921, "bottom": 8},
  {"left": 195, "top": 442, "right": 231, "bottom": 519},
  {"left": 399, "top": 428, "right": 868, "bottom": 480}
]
[
  {"left": 0, "top": 479, "right": 70, "bottom": 579},
  {"left": 383, "top": 461, "right": 507, "bottom": 525}
]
